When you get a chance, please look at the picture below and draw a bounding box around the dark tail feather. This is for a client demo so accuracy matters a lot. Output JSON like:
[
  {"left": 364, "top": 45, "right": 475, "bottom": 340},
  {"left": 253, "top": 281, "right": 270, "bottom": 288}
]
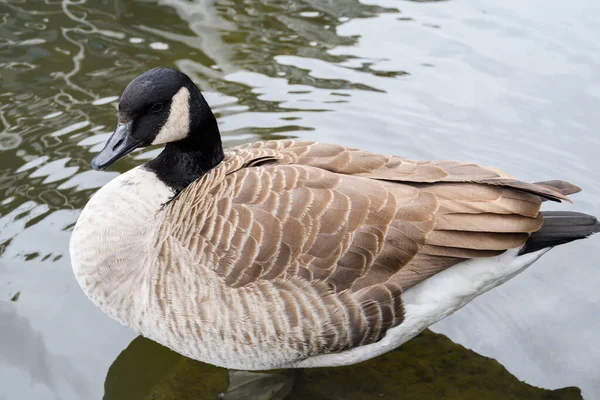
[{"left": 519, "top": 211, "right": 600, "bottom": 255}]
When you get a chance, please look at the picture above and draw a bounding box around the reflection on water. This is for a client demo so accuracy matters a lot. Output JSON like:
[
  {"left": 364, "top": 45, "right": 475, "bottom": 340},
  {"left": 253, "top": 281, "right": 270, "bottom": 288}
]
[
  {"left": 0, "top": 301, "right": 90, "bottom": 399},
  {"left": 1, "top": 0, "right": 599, "bottom": 399},
  {"left": 104, "top": 330, "right": 582, "bottom": 400}
]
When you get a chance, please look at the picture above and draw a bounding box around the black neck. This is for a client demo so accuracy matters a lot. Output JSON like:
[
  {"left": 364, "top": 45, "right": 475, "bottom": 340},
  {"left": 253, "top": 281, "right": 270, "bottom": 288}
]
[{"left": 145, "top": 88, "right": 224, "bottom": 193}]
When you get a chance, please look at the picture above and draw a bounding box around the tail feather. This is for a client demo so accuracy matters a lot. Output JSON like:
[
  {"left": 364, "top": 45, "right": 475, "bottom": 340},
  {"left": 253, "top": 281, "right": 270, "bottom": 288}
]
[
  {"left": 534, "top": 180, "right": 581, "bottom": 200},
  {"left": 519, "top": 211, "right": 600, "bottom": 255}
]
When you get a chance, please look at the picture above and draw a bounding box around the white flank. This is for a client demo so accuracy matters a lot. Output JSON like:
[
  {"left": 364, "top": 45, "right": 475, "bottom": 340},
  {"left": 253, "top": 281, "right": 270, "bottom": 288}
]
[
  {"left": 152, "top": 86, "right": 190, "bottom": 145},
  {"left": 295, "top": 247, "right": 551, "bottom": 368}
]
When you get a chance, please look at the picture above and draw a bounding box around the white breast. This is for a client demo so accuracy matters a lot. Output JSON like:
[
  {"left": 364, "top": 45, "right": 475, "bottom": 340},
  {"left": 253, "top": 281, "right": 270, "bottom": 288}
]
[{"left": 69, "top": 167, "right": 174, "bottom": 325}]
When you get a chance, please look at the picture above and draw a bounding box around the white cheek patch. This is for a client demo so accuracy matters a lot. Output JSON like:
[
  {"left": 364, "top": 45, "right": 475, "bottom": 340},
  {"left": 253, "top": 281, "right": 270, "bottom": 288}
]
[{"left": 152, "top": 86, "right": 191, "bottom": 145}]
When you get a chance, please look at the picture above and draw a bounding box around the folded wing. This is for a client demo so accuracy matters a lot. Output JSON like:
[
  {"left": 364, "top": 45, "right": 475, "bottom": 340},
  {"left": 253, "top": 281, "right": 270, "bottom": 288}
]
[{"left": 162, "top": 140, "right": 573, "bottom": 355}]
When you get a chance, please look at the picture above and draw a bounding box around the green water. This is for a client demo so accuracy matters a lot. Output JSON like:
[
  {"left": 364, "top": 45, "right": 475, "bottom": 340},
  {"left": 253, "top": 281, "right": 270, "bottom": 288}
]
[{"left": 1, "top": 0, "right": 599, "bottom": 399}]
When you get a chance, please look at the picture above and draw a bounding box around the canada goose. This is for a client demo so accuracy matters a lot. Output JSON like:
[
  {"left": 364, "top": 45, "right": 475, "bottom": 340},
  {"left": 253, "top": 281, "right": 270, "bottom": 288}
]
[{"left": 70, "top": 68, "right": 599, "bottom": 374}]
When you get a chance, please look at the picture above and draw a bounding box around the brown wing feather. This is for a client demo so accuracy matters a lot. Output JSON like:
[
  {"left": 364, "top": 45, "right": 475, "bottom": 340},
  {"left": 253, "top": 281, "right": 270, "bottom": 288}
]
[
  {"left": 236, "top": 140, "right": 571, "bottom": 201},
  {"left": 162, "top": 140, "right": 574, "bottom": 355}
]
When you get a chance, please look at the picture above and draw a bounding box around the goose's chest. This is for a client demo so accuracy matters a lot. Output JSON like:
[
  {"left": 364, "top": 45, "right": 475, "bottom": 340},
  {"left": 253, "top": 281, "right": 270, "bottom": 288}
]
[{"left": 69, "top": 168, "right": 174, "bottom": 323}]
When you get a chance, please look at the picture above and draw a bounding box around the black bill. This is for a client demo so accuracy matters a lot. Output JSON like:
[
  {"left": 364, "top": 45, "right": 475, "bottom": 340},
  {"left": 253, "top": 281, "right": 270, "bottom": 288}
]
[{"left": 91, "top": 121, "right": 140, "bottom": 170}]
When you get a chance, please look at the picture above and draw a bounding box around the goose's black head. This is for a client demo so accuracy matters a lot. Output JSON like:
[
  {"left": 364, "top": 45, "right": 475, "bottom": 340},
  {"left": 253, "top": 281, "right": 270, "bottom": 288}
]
[{"left": 92, "top": 67, "right": 224, "bottom": 191}]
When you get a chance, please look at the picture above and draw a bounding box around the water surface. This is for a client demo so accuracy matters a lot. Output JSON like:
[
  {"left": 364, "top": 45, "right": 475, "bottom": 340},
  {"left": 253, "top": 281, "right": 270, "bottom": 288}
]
[{"left": 1, "top": 0, "right": 599, "bottom": 398}]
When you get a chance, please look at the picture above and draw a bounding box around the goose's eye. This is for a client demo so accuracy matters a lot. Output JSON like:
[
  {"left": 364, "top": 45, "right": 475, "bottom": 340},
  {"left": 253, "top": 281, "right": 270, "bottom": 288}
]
[{"left": 151, "top": 103, "right": 163, "bottom": 113}]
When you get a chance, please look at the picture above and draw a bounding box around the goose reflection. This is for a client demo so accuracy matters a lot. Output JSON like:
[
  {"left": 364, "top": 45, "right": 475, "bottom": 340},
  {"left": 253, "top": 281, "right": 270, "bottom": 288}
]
[{"left": 103, "top": 330, "right": 582, "bottom": 400}]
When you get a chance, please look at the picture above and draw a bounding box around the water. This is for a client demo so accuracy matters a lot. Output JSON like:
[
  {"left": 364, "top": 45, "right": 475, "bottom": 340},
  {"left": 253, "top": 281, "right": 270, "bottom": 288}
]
[{"left": 1, "top": 0, "right": 599, "bottom": 398}]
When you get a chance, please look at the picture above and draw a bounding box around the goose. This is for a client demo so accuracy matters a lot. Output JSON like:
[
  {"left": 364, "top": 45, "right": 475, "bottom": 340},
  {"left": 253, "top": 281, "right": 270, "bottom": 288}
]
[{"left": 70, "top": 68, "right": 599, "bottom": 379}]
